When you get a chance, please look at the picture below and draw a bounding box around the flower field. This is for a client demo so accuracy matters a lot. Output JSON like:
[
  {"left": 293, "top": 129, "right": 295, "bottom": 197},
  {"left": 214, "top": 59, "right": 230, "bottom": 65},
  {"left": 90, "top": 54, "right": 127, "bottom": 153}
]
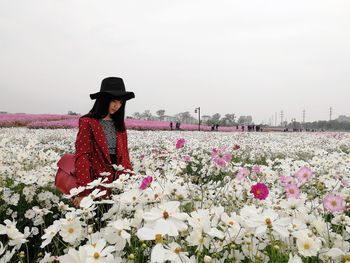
[{"left": 1, "top": 127, "right": 350, "bottom": 263}]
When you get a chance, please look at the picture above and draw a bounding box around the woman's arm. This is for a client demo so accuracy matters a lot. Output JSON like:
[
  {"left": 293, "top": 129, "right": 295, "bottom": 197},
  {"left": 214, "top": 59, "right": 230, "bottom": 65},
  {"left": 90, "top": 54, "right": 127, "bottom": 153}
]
[{"left": 75, "top": 117, "right": 93, "bottom": 196}]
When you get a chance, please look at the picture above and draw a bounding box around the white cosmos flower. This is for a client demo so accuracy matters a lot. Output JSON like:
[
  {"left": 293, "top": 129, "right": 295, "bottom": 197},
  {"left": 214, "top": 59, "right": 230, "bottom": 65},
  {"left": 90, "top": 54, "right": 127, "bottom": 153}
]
[
  {"left": 143, "top": 201, "right": 189, "bottom": 236},
  {"left": 296, "top": 234, "right": 322, "bottom": 257},
  {"left": 64, "top": 186, "right": 86, "bottom": 198},
  {"left": 244, "top": 208, "right": 290, "bottom": 238},
  {"left": 59, "top": 218, "right": 83, "bottom": 243},
  {"left": 288, "top": 253, "right": 303, "bottom": 263},
  {"left": 0, "top": 219, "right": 27, "bottom": 247},
  {"left": 99, "top": 172, "right": 111, "bottom": 177},
  {"left": 41, "top": 220, "right": 61, "bottom": 248},
  {"left": 80, "top": 189, "right": 107, "bottom": 208},
  {"left": 104, "top": 219, "right": 131, "bottom": 251},
  {"left": 59, "top": 247, "right": 88, "bottom": 263},
  {"left": 38, "top": 252, "right": 57, "bottom": 263},
  {"left": 86, "top": 177, "right": 109, "bottom": 189},
  {"left": 0, "top": 241, "right": 5, "bottom": 256},
  {"left": 165, "top": 242, "right": 192, "bottom": 263},
  {"left": 136, "top": 227, "right": 168, "bottom": 263},
  {"left": 186, "top": 228, "right": 211, "bottom": 252},
  {"left": 85, "top": 239, "right": 115, "bottom": 263}
]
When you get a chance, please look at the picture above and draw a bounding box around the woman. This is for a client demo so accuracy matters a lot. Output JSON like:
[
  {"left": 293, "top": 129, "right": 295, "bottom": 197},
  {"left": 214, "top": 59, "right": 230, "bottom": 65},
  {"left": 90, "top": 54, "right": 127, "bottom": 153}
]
[{"left": 72, "top": 77, "right": 135, "bottom": 207}]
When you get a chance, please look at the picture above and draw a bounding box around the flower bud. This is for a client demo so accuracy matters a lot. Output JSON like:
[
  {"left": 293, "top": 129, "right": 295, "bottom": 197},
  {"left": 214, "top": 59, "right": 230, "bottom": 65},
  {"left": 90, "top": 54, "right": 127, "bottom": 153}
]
[{"left": 204, "top": 255, "right": 212, "bottom": 263}]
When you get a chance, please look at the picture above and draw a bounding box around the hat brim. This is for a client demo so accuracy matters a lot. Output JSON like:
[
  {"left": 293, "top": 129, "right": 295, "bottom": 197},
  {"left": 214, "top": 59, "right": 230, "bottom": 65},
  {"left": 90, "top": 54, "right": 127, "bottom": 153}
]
[{"left": 90, "top": 91, "right": 135, "bottom": 100}]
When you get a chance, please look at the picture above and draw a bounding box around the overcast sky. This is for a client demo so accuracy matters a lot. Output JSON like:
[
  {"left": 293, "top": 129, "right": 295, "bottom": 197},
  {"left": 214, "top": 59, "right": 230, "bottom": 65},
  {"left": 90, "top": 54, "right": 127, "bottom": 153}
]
[{"left": 1, "top": 0, "right": 349, "bottom": 123}]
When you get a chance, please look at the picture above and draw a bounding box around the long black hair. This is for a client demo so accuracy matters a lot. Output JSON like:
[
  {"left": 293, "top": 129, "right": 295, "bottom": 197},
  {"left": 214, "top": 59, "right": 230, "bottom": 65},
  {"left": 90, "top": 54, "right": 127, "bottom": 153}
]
[{"left": 82, "top": 93, "right": 126, "bottom": 132}]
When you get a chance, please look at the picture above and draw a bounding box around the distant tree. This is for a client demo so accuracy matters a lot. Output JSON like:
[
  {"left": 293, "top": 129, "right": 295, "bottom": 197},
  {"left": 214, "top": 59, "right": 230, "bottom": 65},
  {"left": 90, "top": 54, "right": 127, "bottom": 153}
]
[
  {"left": 220, "top": 113, "right": 236, "bottom": 126},
  {"left": 237, "top": 116, "right": 246, "bottom": 124},
  {"left": 156, "top": 110, "right": 165, "bottom": 121},
  {"left": 68, "top": 110, "right": 78, "bottom": 115},
  {"left": 141, "top": 110, "right": 152, "bottom": 120},
  {"left": 133, "top": 112, "right": 141, "bottom": 119},
  {"left": 209, "top": 113, "right": 221, "bottom": 125},
  {"left": 174, "top": 111, "right": 196, "bottom": 124}
]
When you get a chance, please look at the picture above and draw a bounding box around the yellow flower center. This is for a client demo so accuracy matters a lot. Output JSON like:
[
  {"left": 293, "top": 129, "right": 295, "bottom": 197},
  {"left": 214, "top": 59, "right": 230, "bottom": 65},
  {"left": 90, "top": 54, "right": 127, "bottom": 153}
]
[
  {"left": 155, "top": 234, "right": 162, "bottom": 243},
  {"left": 304, "top": 243, "right": 311, "bottom": 250},
  {"left": 303, "top": 173, "right": 308, "bottom": 178},
  {"left": 229, "top": 220, "right": 234, "bottom": 225},
  {"left": 289, "top": 188, "right": 295, "bottom": 194},
  {"left": 93, "top": 252, "right": 100, "bottom": 259},
  {"left": 68, "top": 228, "right": 74, "bottom": 234},
  {"left": 331, "top": 200, "right": 338, "bottom": 207},
  {"left": 175, "top": 247, "right": 182, "bottom": 254},
  {"left": 265, "top": 218, "right": 272, "bottom": 225}
]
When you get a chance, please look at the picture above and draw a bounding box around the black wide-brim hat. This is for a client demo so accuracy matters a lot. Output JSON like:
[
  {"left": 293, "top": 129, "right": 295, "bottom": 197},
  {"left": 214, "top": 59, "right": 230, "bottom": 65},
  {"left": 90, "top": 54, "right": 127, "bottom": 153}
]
[{"left": 90, "top": 77, "right": 135, "bottom": 100}]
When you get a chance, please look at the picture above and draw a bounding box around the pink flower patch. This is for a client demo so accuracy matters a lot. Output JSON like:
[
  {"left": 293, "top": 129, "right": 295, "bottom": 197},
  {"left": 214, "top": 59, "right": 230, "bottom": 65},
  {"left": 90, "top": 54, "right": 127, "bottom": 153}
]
[
  {"left": 284, "top": 184, "right": 300, "bottom": 199},
  {"left": 176, "top": 138, "right": 186, "bottom": 149},
  {"left": 279, "top": 175, "right": 294, "bottom": 186},
  {"left": 295, "top": 166, "right": 312, "bottom": 183},
  {"left": 139, "top": 176, "right": 153, "bottom": 190},
  {"left": 250, "top": 183, "right": 269, "bottom": 200},
  {"left": 252, "top": 165, "right": 261, "bottom": 174},
  {"left": 211, "top": 146, "right": 232, "bottom": 167},
  {"left": 183, "top": 155, "right": 191, "bottom": 162},
  {"left": 236, "top": 167, "right": 249, "bottom": 181},
  {"left": 323, "top": 193, "right": 345, "bottom": 214}
]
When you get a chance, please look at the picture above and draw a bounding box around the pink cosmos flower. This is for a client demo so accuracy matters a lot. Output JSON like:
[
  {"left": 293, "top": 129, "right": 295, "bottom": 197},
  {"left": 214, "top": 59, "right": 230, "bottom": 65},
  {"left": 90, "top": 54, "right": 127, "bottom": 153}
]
[
  {"left": 323, "top": 193, "right": 345, "bottom": 214},
  {"left": 295, "top": 166, "right": 312, "bottom": 183},
  {"left": 284, "top": 184, "right": 300, "bottom": 199},
  {"left": 183, "top": 155, "right": 191, "bottom": 162},
  {"left": 250, "top": 183, "right": 269, "bottom": 200},
  {"left": 211, "top": 146, "right": 232, "bottom": 167},
  {"left": 252, "top": 165, "right": 261, "bottom": 174},
  {"left": 175, "top": 138, "right": 186, "bottom": 149},
  {"left": 279, "top": 175, "right": 294, "bottom": 186},
  {"left": 236, "top": 167, "right": 249, "bottom": 181},
  {"left": 139, "top": 176, "right": 153, "bottom": 190}
]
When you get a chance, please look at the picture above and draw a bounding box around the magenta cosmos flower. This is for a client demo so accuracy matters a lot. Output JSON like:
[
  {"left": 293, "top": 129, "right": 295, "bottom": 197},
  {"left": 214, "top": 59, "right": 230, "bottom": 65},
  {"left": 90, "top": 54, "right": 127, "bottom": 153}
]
[
  {"left": 175, "top": 138, "right": 186, "bottom": 149},
  {"left": 250, "top": 183, "right": 269, "bottom": 200},
  {"left": 139, "top": 176, "right": 153, "bottom": 190},
  {"left": 211, "top": 146, "right": 232, "bottom": 167},
  {"left": 295, "top": 166, "right": 312, "bottom": 183},
  {"left": 323, "top": 193, "right": 345, "bottom": 214}
]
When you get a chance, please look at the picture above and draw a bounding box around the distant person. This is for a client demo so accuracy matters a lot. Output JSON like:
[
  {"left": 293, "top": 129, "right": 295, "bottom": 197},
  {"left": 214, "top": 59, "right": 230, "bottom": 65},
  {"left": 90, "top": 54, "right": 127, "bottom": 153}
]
[
  {"left": 215, "top": 124, "right": 219, "bottom": 131},
  {"left": 242, "top": 125, "right": 245, "bottom": 132},
  {"left": 170, "top": 121, "right": 173, "bottom": 130},
  {"left": 211, "top": 124, "right": 215, "bottom": 131},
  {"left": 71, "top": 77, "right": 134, "bottom": 207},
  {"left": 178, "top": 122, "right": 181, "bottom": 130}
]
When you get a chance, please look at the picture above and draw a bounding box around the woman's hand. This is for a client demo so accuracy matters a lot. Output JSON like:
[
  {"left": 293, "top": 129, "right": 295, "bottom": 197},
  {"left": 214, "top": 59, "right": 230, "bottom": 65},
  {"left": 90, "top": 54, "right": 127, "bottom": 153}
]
[{"left": 72, "top": 196, "right": 84, "bottom": 208}]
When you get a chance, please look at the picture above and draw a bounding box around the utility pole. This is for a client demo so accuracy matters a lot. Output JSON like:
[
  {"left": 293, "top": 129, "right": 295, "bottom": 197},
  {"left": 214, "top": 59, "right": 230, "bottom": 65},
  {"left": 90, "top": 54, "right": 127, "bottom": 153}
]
[
  {"left": 194, "top": 107, "right": 201, "bottom": 131},
  {"left": 329, "top": 107, "right": 332, "bottom": 121}
]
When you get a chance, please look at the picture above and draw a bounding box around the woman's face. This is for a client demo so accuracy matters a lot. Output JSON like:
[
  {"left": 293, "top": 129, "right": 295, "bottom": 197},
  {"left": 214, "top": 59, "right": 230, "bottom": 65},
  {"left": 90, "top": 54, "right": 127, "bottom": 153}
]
[{"left": 108, "top": 99, "right": 123, "bottom": 115}]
